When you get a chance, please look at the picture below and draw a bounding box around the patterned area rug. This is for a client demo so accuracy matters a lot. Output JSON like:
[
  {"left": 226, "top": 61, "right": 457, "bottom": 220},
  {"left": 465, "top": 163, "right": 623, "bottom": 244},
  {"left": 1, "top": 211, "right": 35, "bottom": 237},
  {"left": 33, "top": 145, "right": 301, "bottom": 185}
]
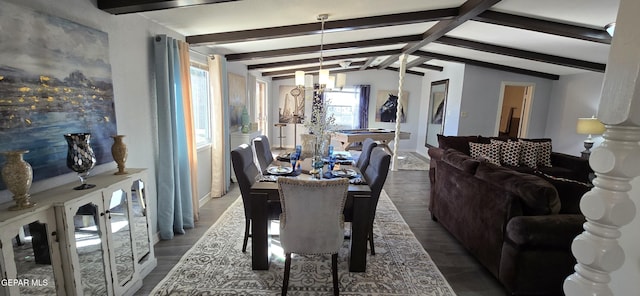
[
  {"left": 395, "top": 152, "right": 430, "bottom": 171},
  {"left": 151, "top": 191, "right": 455, "bottom": 295},
  {"left": 347, "top": 151, "right": 430, "bottom": 171}
]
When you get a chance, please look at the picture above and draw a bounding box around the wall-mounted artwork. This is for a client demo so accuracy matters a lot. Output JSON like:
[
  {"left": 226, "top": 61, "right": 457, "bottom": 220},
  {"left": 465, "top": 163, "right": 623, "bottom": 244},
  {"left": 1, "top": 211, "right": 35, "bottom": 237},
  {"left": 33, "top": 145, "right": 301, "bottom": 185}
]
[
  {"left": 278, "top": 86, "right": 304, "bottom": 124},
  {"left": 228, "top": 72, "right": 247, "bottom": 131},
  {"left": 375, "top": 90, "right": 408, "bottom": 123},
  {"left": 0, "top": 2, "right": 117, "bottom": 189}
]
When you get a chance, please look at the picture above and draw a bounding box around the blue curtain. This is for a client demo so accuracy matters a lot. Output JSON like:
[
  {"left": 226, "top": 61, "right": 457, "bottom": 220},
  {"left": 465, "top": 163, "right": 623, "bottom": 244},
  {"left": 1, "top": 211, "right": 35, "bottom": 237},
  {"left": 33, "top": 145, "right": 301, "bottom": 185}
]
[
  {"left": 153, "top": 35, "right": 194, "bottom": 240},
  {"left": 356, "top": 85, "right": 371, "bottom": 129}
]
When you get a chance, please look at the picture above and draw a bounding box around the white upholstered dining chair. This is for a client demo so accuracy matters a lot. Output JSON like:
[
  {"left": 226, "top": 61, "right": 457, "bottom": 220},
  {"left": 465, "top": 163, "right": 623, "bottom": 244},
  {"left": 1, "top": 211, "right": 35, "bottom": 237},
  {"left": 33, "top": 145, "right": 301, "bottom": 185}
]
[{"left": 276, "top": 177, "right": 349, "bottom": 296}]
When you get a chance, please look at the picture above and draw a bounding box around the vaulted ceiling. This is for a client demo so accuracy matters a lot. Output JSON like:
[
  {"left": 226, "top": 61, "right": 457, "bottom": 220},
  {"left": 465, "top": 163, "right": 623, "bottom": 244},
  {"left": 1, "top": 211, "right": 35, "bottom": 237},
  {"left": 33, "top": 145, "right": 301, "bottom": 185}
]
[{"left": 98, "top": 0, "right": 619, "bottom": 81}]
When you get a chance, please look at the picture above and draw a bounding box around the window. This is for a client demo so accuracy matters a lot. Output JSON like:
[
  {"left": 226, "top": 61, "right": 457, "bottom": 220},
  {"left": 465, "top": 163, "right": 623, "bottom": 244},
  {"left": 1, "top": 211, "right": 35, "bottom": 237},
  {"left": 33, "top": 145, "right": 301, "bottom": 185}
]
[
  {"left": 190, "top": 65, "right": 211, "bottom": 147},
  {"left": 324, "top": 89, "right": 359, "bottom": 130}
]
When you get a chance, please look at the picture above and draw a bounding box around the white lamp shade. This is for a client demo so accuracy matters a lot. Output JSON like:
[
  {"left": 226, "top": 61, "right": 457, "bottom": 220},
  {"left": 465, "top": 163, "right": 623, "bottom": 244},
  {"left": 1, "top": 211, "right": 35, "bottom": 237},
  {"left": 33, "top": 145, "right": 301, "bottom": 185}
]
[
  {"left": 336, "top": 73, "right": 347, "bottom": 88},
  {"left": 318, "top": 69, "right": 330, "bottom": 86},
  {"left": 576, "top": 117, "right": 606, "bottom": 135},
  {"left": 304, "top": 74, "right": 313, "bottom": 88},
  {"left": 327, "top": 76, "right": 336, "bottom": 89},
  {"left": 295, "top": 71, "right": 305, "bottom": 86}
]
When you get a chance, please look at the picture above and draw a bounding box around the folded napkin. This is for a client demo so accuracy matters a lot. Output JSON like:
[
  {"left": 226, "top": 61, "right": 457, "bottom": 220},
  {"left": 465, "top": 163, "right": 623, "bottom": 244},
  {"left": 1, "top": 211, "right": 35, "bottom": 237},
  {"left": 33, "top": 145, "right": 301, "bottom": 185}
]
[
  {"left": 349, "top": 177, "right": 367, "bottom": 185},
  {"left": 258, "top": 175, "right": 278, "bottom": 182}
]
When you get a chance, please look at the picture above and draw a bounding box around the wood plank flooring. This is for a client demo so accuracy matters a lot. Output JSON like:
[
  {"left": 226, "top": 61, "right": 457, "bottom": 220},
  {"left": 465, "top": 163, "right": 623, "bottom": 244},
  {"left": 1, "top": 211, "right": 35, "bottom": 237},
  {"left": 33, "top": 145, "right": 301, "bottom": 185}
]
[{"left": 135, "top": 167, "right": 507, "bottom": 295}]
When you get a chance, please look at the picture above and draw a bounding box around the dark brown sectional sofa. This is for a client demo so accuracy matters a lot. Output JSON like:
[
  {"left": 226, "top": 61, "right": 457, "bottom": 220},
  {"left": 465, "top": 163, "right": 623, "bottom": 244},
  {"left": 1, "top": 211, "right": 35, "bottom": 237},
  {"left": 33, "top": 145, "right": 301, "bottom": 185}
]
[{"left": 428, "top": 135, "right": 593, "bottom": 296}]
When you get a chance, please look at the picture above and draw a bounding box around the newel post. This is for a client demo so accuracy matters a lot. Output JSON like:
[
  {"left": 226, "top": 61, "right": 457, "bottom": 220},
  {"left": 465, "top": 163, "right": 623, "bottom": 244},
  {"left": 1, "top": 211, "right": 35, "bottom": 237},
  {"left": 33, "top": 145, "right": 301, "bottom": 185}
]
[{"left": 564, "top": 0, "right": 640, "bottom": 295}]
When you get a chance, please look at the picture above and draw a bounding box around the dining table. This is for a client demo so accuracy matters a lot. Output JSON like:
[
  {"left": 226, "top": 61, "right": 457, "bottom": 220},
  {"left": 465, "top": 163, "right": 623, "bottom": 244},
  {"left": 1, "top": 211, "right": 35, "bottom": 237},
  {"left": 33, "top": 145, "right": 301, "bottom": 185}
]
[{"left": 249, "top": 164, "right": 372, "bottom": 272}]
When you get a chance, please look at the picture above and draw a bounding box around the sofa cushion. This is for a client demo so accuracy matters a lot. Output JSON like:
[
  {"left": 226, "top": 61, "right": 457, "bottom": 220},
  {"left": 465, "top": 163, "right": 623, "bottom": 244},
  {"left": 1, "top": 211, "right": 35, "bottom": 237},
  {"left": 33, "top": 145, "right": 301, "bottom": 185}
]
[
  {"left": 519, "top": 140, "right": 539, "bottom": 169},
  {"left": 475, "top": 162, "right": 561, "bottom": 215},
  {"left": 469, "top": 142, "right": 501, "bottom": 166},
  {"left": 442, "top": 149, "right": 481, "bottom": 174},
  {"left": 437, "top": 134, "right": 479, "bottom": 155},
  {"left": 520, "top": 138, "right": 553, "bottom": 168},
  {"left": 501, "top": 140, "right": 522, "bottom": 167}
]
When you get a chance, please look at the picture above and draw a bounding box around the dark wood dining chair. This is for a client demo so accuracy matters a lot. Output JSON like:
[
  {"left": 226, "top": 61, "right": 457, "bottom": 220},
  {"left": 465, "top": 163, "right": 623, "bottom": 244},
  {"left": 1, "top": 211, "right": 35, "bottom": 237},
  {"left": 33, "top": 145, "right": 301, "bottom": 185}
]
[
  {"left": 277, "top": 178, "right": 349, "bottom": 296},
  {"left": 231, "top": 144, "right": 281, "bottom": 252},
  {"left": 253, "top": 134, "right": 274, "bottom": 174},
  {"left": 361, "top": 147, "right": 391, "bottom": 255},
  {"left": 356, "top": 138, "right": 377, "bottom": 172}
]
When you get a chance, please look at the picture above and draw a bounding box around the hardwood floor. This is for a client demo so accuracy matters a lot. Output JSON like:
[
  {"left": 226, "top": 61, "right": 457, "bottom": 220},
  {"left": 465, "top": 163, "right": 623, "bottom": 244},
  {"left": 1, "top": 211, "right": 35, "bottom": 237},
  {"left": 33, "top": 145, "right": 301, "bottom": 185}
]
[{"left": 135, "top": 166, "right": 507, "bottom": 295}]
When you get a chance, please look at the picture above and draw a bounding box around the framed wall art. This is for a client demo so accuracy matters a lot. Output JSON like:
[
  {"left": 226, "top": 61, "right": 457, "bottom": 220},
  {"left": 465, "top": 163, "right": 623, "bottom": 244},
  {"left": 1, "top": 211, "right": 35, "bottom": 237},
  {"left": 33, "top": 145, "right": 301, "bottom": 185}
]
[
  {"left": 0, "top": 2, "right": 117, "bottom": 189},
  {"left": 228, "top": 72, "right": 247, "bottom": 131},
  {"left": 375, "top": 90, "right": 408, "bottom": 123}
]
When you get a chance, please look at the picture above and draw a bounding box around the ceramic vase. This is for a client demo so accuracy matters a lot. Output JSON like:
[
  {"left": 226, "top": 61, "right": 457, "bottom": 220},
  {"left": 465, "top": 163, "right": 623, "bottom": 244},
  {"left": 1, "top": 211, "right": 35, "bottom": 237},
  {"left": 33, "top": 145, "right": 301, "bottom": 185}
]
[
  {"left": 64, "top": 133, "right": 97, "bottom": 190},
  {"left": 241, "top": 106, "right": 250, "bottom": 133},
  {"left": 111, "top": 135, "right": 128, "bottom": 175},
  {"left": 1, "top": 150, "right": 35, "bottom": 210}
]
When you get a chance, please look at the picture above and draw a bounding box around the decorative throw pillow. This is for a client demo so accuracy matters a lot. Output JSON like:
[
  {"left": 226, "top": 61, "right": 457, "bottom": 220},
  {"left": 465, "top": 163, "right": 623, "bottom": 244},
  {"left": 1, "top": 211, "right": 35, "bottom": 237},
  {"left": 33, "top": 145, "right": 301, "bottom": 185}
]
[
  {"left": 501, "top": 140, "right": 521, "bottom": 166},
  {"left": 469, "top": 142, "right": 501, "bottom": 166},
  {"left": 537, "top": 141, "right": 553, "bottom": 167},
  {"left": 519, "top": 140, "right": 538, "bottom": 169}
]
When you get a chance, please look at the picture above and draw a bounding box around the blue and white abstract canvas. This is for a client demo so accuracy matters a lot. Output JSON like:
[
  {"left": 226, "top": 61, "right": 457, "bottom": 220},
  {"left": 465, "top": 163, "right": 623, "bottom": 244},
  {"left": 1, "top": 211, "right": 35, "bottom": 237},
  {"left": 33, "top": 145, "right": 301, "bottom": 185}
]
[{"left": 0, "top": 3, "right": 117, "bottom": 189}]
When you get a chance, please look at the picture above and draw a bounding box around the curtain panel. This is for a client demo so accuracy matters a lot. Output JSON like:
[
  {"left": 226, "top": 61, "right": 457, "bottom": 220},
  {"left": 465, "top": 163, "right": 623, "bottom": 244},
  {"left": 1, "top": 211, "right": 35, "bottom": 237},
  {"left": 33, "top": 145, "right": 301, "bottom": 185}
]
[
  {"left": 153, "top": 35, "right": 196, "bottom": 240},
  {"left": 208, "top": 55, "right": 231, "bottom": 197},
  {"left": 356, "top": 85, "right": 371, "bottom": 129}
]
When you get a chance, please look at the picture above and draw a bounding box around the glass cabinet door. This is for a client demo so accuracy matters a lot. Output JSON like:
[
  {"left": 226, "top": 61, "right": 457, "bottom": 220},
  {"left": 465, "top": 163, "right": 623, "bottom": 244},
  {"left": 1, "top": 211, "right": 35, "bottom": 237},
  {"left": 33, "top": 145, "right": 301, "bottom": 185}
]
[
  {"left": 106, "top": 189, "right": 135, "bottom": 289},
  {"left": 12, "top": 222, "right": 56, "bottom": 295},
  {"left": 72, "top": 202, "right": 108, "bottom": 296},
  {"left": 131, "top": 180, "right": 151, "bottom": 264}
]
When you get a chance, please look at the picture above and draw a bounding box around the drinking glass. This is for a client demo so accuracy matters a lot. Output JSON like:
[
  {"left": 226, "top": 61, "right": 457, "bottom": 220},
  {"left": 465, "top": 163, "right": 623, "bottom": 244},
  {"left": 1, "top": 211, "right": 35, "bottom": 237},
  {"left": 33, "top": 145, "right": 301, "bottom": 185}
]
[
  {"left": 290, "top": 152, "right": 299, "bottom": 171},
  {"left": 329, "top": 155, "right": 336, "bottom": 171}
]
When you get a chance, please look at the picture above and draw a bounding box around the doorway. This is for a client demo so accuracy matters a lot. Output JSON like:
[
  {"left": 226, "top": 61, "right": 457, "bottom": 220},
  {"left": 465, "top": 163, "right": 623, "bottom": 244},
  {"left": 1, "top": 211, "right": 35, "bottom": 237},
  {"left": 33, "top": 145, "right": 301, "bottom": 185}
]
[{"left": 495, "top": 83, "right": 534, "bottom": 138}]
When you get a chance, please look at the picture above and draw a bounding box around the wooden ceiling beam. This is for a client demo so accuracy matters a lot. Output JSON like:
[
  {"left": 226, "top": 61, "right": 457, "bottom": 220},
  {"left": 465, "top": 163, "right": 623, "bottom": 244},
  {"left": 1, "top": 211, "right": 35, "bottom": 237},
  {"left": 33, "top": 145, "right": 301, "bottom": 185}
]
[
  {"left": 414, "top": 50, "right": 559, "bottom": 80},
  {"left": 98, "top": 0, "right": 239, "bottom": 15},
  {"left": 378, "top": 0, "right": 502, "bottom": 69},
  {"left": 360, "top": 57, "right": 377, "bottom": 70},
  {"left": 473, "top": 10, "right": 612, "bottom": 44},
  {"left": 187, "top": 8, "right": 457, "bottom": 45},
  {"left": 416, "top": 64, "right": 444, "bottom": 72},
  {"left": 270, "top": 66, "right": 424, "bottom": 81},
  {"left": 405, "top": 57, "right": 432, "bottom": 68},
  {"left": 260, "top": 62, "right": 366, "bottom": 77},
  {"left": 436, "top": 36, "right": 606, "bottom": 72},
  {"left": 246, "top": 49, "right": 401, "bottom": 70},
  {"left": 226, "top": 35, "right": 422, "bottom": 61}
]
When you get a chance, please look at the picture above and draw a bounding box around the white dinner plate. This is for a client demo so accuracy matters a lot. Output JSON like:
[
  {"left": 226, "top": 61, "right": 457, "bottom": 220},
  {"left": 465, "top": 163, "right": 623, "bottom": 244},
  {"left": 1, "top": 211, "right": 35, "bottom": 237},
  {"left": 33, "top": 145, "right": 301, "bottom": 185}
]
[
  {"left": 331, "top": 168, "right": 358, "bottom": 178},
  {"left": 267, "top": 166, "right": 293, "bottom": 175}
]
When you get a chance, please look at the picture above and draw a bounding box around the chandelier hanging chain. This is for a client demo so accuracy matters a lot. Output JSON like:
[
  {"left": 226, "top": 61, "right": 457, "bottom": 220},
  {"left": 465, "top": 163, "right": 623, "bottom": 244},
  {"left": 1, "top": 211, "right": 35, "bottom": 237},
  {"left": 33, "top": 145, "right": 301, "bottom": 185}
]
[{"left": 318, "top": 14, "right": 328, "bottom": 72}]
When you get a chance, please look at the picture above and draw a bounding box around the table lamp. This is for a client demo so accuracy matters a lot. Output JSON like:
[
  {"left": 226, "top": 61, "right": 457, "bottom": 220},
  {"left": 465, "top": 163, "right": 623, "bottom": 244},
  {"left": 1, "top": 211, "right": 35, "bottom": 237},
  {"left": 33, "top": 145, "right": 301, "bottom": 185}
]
[{"left": 576, "top": 116, "right": 606, "bottom": 158}]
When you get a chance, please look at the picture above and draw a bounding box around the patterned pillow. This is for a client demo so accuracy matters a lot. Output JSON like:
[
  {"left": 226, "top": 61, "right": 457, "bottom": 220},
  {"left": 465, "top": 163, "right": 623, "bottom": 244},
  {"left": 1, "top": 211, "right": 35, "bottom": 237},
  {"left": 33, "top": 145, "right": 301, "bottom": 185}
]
[
  {"left": 469, "top": 142, "right": 501, "bottom": 166},
  {"left": 501, "top": 140, "right": 521, "bottom": 166},
  {"left": 519, "top": 140, "right": 538, "bottom": 168},
  {"left": 537, "top": 141, "right": 552, "bottom": 167}
]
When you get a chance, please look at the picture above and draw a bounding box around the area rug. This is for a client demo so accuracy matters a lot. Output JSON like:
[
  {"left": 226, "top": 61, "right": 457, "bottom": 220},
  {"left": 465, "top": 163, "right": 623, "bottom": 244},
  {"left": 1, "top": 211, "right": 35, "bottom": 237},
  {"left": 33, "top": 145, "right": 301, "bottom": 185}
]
[
  {"left": 347, "top": 151, "right": 430, "bottom": 171},
  {"left": 395, "top": 152, "right": 430, "bottom": 171},
  {"left": 150, "top": 191, "right": 455, "bottom": 295}
]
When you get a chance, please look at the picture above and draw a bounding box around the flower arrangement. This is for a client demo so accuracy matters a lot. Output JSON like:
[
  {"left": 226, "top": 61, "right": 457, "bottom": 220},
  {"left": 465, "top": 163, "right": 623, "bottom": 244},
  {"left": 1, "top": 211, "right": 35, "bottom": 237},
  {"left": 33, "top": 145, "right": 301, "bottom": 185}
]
[{"left": 303, "top": 94, "right": 336, "bottom": 175}]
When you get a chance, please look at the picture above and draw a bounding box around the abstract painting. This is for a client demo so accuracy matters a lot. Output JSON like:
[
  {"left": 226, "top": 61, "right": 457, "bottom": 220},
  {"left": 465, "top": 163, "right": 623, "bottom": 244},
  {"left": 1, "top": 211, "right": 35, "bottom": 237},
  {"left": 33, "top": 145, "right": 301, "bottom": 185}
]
[
  {"left": 228, "top": 72, "right": 246, "bottom": 131},
  {"left": 375, "top": 90, "right": 408, "bottom": 123},
  {"left": 278, "top": 85, "right": 304, "bottom": 124},
  {"left": 0, "top": 2, "right": 117, "bottom": 189}
]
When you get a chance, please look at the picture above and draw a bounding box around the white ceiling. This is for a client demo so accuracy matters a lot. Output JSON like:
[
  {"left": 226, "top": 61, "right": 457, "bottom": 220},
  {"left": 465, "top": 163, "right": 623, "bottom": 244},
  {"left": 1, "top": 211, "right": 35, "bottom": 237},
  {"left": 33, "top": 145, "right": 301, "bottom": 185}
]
[{"left": 137, "top": 0, "right": 620, "bottom": 79}]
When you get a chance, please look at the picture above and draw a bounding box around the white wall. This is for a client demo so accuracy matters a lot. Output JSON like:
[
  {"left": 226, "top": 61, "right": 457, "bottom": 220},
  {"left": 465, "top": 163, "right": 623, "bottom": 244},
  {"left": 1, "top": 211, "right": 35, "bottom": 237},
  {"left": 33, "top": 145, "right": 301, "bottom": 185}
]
[
  {"left": 269, "top": 69, "right": 424, "bottom": 152},
  {"left": 458, "top": 65, "right": 554, "bottom": 139},
  {"left": 545, "top": 72, "right": 605, "bottom": 155},
  {"left": 418, "top": 61, "right": 466, "bottom": 156},
  {"left": 1, "top": 0, "right": 183, "bottom": 236}
]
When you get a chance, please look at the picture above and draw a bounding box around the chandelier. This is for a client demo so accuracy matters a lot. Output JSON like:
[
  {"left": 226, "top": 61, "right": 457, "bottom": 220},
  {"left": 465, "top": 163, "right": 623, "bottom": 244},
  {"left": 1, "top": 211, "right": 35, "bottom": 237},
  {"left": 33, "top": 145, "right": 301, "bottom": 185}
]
[{"left": 293, "top": 14, "right": 346, "bottom": 91}]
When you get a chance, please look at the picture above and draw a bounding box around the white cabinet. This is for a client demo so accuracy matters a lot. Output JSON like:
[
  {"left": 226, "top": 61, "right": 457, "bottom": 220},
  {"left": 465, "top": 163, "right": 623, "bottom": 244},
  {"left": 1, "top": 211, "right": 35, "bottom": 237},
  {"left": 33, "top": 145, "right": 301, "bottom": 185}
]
[
  {"left": 0, "top": 208, "right": 65, "bottom": 295},
  {"left": 0, "top": 169, "right": 155, "bottom": 296}
]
